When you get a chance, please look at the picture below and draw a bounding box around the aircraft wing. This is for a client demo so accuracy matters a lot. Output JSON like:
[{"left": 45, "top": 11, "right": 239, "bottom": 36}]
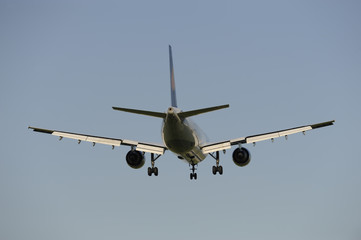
[
  {"left": 28, "top": 127, "right": 167, "bottom": 155},
  {"left": 201, "top": 120, "right": 335, "bottom": 154}
]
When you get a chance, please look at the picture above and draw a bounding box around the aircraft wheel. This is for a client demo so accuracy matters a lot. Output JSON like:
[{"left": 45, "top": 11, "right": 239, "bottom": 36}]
[
  {"left": 212, "top": 166, "right": 217, "bottom": 175},
  {"left": 148, "top": 167, "right": 152, "bottom": 176},
  {"left": 218, "top": 166, "right": 223, "bottom": 175},
  {"left": 190, "top": 173, "right": 193, "bottom": 180},
  {"left": 194, "top": 173, "right": 197, "bottom": 180},
  {"left": 154, "top": 167, "right": 158, "bottom": 176}
]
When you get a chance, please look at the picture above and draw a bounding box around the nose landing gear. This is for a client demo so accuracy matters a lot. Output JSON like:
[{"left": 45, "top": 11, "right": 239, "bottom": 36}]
[{"left": 190, "top": 163, "right": 198, "bottom": 180}]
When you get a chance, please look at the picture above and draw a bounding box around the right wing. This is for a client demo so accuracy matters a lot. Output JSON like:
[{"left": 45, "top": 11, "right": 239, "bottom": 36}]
[
  {"left": 28, "top": 127, "right": 167, "bottom": 155},
  {"left": 201, "top": 120, "right": 335, "bottom": 154}
]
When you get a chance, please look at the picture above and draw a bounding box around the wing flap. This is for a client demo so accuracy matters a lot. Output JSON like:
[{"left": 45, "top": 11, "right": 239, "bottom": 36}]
[
  {"left": 136, "top": 143, "right": 165, "bottom": 155},
  {"left": 52, "top": 131, "right": 87, "bottom": 141},
  {"left": 85, "top": 136, "right": 122, "bottom": 146},
  {"left": 201, "top": 141, "right": 231, "bottom": 154},
  {"left": 50, "top": 131, "right": 122, "bottom": 146},
  {"left": 246, "top": 132, "right": 280, "bottom": 143},
  {"left": 244, "top": 126, "right": 311, "bottom": 143}
]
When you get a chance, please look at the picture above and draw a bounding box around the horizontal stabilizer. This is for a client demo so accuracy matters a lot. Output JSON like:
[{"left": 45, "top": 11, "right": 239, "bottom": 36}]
[
  {"left": 112, "top": 107, "right": 166, "bottom": 118},
  {"left": 178, "top": 104, "right": 229, "bottom": 118}
]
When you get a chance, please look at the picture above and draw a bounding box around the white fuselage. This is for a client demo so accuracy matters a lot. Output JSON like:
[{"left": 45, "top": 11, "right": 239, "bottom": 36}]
[{"left": 162, "top": 107, "right": 208, "bottom": 164}]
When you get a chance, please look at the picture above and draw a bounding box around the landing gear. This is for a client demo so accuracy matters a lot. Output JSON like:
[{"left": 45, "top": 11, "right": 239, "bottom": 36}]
[
  {"left": 212, "top": 165, "right": 223, "bottom": 175},
  {"left": 148, "top": 153, "right": 160, "bottom": 176},
  {"left": 148, "top": 166, "right": 158, "bottom": 176},
  {"left": 189, "top": 163, "right": 198, "bottom": 180},
  {"left": 190, "top": 172, "right": 197, "bottom": 180},
  {"left": 210, "top": 151, "right": 223, "bottom": 175}
]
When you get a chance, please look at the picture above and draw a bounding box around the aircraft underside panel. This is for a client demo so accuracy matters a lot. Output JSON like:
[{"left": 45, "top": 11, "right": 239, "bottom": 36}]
[{"left": 181, "top": 146, "right": 207, "bottom": 164}]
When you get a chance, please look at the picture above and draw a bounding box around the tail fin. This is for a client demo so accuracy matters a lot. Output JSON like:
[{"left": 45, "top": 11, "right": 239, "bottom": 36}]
[{"left": 169, "top": 45, "right": 178, "bottom": 108}]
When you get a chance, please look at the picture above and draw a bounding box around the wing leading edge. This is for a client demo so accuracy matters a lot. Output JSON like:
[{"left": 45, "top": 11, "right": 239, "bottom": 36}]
[
  {"left": 201, "top": 120, "right": 335, "bottom": 154},
  {"left": 28, "top": 127, "right": 167, "bottom": 155}
]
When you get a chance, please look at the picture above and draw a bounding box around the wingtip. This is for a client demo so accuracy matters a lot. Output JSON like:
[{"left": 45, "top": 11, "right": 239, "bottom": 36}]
[
  {"left": 311, "top": 120, "right": 335, "bottom": 129},
  {"left": 327, "top": 120, "right": 336, "bottom": 125}
]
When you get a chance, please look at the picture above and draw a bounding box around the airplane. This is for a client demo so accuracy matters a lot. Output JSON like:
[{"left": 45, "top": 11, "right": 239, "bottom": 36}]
[{"left": 29, "top": 45, "right": 335, "bottom": 180}]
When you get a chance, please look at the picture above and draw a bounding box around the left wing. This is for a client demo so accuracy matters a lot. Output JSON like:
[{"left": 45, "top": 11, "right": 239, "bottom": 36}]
[
  {"left": 28, "top": 127, "right": 167, "bottom": 155},
  {"left": 201, "top": 120, "right": 335, "bottom": 154}
]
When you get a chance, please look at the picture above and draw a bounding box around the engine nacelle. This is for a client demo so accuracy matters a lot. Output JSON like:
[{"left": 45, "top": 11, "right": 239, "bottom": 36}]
[
  {"left": 126, "top": 150, "right": 145, "bottom": 169},
  {"left": 232, "top": 147, "right": 251, "bottom": 167}
]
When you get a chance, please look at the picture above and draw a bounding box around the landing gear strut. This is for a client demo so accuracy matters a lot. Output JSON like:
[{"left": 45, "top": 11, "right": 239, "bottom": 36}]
[
  {"left": 210, "top": 151, "right": 223, "bottom": 175},
  {"left": 148, "top": 153, "right": 160, "bottom": 176},
  {"left": 190, "top": 163, "right": 198, "bottom": 180}
]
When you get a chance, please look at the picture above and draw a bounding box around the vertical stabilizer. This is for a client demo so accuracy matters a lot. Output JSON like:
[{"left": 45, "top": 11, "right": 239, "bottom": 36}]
[{"left": 169, "top": 45, "right": 178, "bottom": 107}]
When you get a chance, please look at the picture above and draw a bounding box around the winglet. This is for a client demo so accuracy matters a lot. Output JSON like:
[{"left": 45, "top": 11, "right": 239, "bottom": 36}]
[
  {"left": 310, "top": 120, "right": 335, "bottom": 129},
  {"left": 28, "top": 126, "right": 54, "bottom": 134},
  {"left": 169, "top": 45, "right": 177, "bottom": 108}
]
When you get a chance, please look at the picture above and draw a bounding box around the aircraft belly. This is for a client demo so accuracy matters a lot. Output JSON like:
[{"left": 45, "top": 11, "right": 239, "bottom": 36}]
[
  {"left": 180, "top": 146, "right": 206, "bottom": 164},
  {"left": 163, "top": 124, "right": 206, "bottom": 164},
  {"left": 163, "top": 122, "right": 194, "bottom": 152},
  {"left": 162, "top": 110, "right": 208, "bottom": 164}
]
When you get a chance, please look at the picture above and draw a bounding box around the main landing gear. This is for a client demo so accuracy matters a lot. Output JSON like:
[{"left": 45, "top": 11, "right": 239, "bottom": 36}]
[
  {"left": 148, "top": 153, "right": 160, "bottom": 176},
  {"left": 190, "top": 163, "right": 197, "bottom": 180},
  {"left": 210, "top": 151, "right": 223, "bottom": 175}
]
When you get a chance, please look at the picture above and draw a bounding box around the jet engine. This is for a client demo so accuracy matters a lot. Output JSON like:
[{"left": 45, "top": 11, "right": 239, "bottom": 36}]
[
  {"left": 126, "top": 150, "right": 145, "bottom": 169},
  {"left": 232, "top": 147, "right": 251, "bottom": 167}
]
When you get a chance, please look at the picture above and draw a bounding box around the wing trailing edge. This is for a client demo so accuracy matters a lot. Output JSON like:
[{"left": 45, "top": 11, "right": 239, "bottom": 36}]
[
  {"left": 28, "top": 126, "right": 166, "bottom": 154},
  {"left": 200, "top": 120, "right": 335, "bottom": 154}
]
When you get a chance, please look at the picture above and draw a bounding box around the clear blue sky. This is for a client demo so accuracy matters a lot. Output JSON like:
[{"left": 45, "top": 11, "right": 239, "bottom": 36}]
[{"left": 1, "top": 1, "right": 360, "bottom": 239}]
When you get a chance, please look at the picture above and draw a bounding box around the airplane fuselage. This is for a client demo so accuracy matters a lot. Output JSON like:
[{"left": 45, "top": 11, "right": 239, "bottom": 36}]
[{"left": 162, "top": 107, "right": 207, "bottom": 164}]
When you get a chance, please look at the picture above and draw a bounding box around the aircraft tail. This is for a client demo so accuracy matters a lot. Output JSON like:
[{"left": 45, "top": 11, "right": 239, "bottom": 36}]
[
  {"left": 112, "top": 46, "right": 229, "bottom": 119},
  {"left": 169, "top": 45, "right": 177, "bottom": 108}
]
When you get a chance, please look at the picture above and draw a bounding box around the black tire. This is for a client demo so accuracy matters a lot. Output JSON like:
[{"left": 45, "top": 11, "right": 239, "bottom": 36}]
[
  {"left": 190, "top": 173, "right": 193, "bottom": 180},
  {"left": 148, "top": 167, "right": 152, "bottom": 176},
  {"left": 194, "top": 173, "right": 197, "bottom": 180},
  {"left": 154, "top": 167, "right": 158, "bottom": 176},
  {"left": 218, "top": 166, "right": 223, "bottom": 175},
  {"left": 212, "top": 166, "right": 217, "bottom": 175}
]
